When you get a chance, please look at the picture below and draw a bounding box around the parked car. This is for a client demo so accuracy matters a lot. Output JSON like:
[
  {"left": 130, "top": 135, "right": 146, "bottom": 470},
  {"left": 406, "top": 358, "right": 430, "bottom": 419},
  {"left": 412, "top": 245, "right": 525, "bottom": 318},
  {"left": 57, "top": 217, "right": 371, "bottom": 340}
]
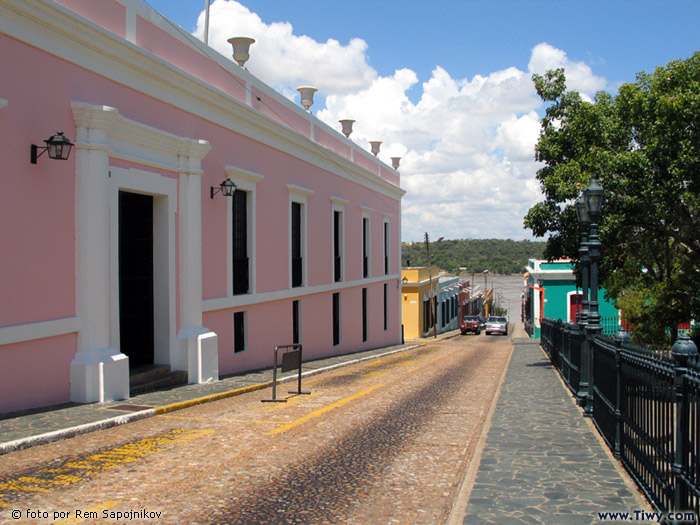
[
  {"left": 460, "top": 315, "right": 481, "bottom": 335},
  {"left": 485, "top": 316, "right": 508, "bottom": 336},
  {"left": 479, "top": 316, "right": 487, "bottom": 330}
]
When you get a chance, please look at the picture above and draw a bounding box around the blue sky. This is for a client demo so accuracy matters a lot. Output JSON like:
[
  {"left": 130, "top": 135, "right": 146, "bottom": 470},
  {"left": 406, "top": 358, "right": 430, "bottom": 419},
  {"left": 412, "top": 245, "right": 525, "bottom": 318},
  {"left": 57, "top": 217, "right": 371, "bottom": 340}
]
[{"left": 144, "top": 0, "right": 700, "bottom": 242}]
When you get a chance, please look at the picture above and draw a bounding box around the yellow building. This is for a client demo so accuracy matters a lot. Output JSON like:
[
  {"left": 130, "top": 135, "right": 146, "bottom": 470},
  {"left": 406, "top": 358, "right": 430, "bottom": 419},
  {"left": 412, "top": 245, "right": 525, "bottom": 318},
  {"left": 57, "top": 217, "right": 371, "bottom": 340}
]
[{"left": 401, "top": 267, "right": 440, "bottom": 339}]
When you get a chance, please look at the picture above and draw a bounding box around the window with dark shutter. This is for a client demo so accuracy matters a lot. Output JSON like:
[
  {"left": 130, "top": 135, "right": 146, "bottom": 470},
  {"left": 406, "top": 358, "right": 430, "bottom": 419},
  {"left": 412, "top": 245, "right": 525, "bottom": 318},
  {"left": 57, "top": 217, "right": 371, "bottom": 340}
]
[
  {"left": 362, "top": 217, "right": 369, "bottom": 278},
  {"left": 334, "top": 210, "right": 341, "bottom": 282},
  {"left": 332, "top": 292, "right": 340, "bottom": 346},
  {"left": 292, "top": 300, "right": 300, "bottom": 345},
  {"left": 234, "top": 311, "right": 245, "bottom": 353},
  {"left": 232, "top": 190, "right": 249, "bottom": 295},
  {"left": 292, "top": 202, "right": 302, "bottom": 287},
  {"left": 362, "top": 288, "right": 368, "bottom": 342}
]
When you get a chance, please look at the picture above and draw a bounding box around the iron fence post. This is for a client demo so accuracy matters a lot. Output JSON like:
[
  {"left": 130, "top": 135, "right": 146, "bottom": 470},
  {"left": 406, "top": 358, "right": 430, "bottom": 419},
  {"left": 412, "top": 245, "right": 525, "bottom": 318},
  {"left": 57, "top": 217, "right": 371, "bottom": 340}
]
[
  {"left": 612, "top": 330, "right": 629, "bottom": 459},
  {"left": 555, "top": 319, "right": 563, "bottom": 369},
  {"left": 671, "top": 334, "right": 698, "bottom": 516}
]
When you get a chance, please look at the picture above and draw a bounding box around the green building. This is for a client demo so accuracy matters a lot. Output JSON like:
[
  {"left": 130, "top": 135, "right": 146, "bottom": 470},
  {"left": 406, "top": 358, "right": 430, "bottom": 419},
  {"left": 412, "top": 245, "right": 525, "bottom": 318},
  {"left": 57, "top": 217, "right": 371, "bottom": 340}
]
[{"left": 524, "top": 259, "right": 619, "bottom": 339}]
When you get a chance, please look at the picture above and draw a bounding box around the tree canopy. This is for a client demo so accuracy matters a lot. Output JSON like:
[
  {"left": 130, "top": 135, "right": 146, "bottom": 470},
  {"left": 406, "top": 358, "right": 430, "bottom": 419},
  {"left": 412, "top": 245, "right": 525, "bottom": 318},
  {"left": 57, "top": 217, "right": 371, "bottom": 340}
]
[
  {"left": 525, "top": 54, "right": 700, "bottom": 344},
  {"left": 402, "top": 238, "right": 545, "bottom": 275}
]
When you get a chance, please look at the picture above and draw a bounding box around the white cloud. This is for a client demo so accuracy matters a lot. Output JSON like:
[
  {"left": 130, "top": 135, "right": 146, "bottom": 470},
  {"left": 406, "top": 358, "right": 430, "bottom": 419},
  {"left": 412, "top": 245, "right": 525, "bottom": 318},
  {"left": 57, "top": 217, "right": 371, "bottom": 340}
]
[
  {"left": 196, "top": 0, "right": 377, "bottom": 94},
  {"left": 196, "top": 4, "right": 607, "bottom": 242},
  {"left": 316, "top": 64, "right": 550, "bottom": 241},
  {"left": 496, "top": 112, "right": 542, "bottom": 162},
  {"left": 528, "top": 42, "right": 607, "bottom": 99}
]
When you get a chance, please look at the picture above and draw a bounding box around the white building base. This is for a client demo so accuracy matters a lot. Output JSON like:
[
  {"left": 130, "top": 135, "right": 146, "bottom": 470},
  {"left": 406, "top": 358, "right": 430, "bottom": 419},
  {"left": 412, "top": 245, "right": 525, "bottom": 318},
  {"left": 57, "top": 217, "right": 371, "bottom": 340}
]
[
  {"left": 70, "top": 347, "right": 129, "bottom": 403},
  {"left": 176, "top": 329, "right": 219, "bottom": 384}
]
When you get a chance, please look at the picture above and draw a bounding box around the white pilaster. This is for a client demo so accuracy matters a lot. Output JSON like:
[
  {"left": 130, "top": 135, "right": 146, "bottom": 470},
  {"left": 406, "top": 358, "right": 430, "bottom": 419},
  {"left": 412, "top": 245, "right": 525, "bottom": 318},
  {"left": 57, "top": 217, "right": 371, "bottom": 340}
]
[
  {"left": 175, "top": 141, "right": 218, "bottom": 382},
  {"left": 70, "top": 104, "right": 128, "bottom": 403}
]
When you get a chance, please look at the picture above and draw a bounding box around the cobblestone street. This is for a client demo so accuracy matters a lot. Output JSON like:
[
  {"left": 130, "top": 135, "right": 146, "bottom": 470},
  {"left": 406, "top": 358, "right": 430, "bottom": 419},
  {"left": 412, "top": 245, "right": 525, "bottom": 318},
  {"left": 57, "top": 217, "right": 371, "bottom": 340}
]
[{"left": 1, "top": 336, "right": 512, "bottom": 524}]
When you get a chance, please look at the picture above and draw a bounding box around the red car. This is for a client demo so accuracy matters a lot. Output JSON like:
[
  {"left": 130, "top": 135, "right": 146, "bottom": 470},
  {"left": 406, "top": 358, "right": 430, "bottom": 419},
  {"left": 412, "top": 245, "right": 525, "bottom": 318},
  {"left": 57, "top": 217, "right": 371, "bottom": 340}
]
[{"left": 460, "top": 315, "right": 481, "bottom": 335}]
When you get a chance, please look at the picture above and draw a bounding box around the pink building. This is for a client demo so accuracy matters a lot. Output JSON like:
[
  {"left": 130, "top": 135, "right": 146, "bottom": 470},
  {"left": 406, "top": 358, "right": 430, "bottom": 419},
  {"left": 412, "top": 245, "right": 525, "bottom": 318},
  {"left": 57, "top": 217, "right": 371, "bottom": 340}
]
[{"left": 0, "top": 0, "right": 404, "bottom": 414}]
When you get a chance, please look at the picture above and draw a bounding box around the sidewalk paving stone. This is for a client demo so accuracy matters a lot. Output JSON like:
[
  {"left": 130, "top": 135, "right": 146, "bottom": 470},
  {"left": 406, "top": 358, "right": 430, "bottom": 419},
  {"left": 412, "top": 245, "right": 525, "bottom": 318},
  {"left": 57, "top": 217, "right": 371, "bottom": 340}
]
[{"left": 461, "top": 336, "right": 652, "bottom": 524}]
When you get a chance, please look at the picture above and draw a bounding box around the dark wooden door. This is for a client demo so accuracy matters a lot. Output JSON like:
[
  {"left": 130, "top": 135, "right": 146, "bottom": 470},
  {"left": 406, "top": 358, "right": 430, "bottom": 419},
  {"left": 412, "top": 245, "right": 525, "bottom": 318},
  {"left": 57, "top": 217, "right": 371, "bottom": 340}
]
[{"left": 119, "top": 191, "right": 154, "bottom": 369}]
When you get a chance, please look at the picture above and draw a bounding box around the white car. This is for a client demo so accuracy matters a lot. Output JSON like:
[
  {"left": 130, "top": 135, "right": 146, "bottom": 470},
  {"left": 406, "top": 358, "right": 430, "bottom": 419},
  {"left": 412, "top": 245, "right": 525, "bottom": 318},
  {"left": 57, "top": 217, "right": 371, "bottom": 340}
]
[{"left": 485, "top": 316, "right": 508, "bottom": 335}]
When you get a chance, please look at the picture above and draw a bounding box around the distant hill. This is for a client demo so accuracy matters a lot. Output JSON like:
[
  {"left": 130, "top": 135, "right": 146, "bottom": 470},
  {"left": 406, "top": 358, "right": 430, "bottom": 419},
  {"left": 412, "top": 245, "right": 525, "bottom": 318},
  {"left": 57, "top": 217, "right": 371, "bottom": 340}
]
[{"left": 401, "top": 238, "right": 546, "bottom": 275}]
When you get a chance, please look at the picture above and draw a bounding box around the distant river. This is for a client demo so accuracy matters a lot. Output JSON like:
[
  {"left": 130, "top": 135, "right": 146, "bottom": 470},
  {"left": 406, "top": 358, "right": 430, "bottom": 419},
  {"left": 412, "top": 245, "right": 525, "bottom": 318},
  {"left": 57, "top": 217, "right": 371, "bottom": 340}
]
[{"left": 485, "top": 274, "right": 528, "bottom": 322}]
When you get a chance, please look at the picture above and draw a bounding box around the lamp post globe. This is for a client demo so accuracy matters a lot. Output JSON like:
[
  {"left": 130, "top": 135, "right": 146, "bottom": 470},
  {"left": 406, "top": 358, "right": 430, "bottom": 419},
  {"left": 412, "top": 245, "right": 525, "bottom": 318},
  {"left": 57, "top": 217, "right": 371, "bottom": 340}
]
[{"left": 583, "top": 178, "right": 604, "bottom": 222}]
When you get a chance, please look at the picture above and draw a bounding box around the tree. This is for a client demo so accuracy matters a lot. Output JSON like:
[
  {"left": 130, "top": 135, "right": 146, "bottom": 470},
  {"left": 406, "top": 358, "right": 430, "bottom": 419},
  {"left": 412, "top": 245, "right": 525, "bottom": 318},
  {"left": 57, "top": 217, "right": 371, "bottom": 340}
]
[
  {"left": 525, "top": 55, "right": 700, "bottom": 344},
  {"left": 401, "top": 238, "right": 545, "bottom": 275}
]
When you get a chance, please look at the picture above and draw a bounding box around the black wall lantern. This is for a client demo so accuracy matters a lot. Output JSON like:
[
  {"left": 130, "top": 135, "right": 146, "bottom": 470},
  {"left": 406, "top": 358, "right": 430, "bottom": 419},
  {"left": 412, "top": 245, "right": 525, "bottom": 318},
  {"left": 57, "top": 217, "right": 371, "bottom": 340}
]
[
  {"left": 210, "top": 177, "right": 237, "bottom": 199},
  {"left": 31, "top": 131, "right": 74, "bottom": 164}
]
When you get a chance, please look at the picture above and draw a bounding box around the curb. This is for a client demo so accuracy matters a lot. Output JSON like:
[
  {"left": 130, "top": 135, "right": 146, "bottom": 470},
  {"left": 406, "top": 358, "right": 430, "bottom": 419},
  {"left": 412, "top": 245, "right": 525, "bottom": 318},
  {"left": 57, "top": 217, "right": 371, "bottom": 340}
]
[
  {"left": 0, "top": 344, "right": 419, "bottom": 456},
  {"left": 0, "top": 409, "right": 156, "bottom": 456}
]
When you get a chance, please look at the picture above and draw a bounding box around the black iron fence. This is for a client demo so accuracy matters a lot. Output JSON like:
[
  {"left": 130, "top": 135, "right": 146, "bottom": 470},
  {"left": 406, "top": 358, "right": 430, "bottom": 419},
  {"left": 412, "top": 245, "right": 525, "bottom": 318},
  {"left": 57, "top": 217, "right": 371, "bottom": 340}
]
[
  {"left": 541, "top": 320, "right": 583, "bottom": 397},
  {"left": 541, "top": 318, "right": 699, "bottom": 516}
]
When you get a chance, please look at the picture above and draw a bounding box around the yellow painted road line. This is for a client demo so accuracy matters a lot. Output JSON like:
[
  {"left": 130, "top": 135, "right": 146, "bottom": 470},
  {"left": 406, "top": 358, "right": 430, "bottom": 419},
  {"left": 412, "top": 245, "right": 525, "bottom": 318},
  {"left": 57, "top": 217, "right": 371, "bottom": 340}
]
[
  {"left": 269, "top": 384, "right": 383, "bottom": 435},
  {"left": 57, "top": 501, "right": 119, "bottom": 524},
  {"left": 17, "top": 475, "right": 81, "bottom": 486},
  {"left": 0, "top": 430, "right": 213, "bottom": 506}
]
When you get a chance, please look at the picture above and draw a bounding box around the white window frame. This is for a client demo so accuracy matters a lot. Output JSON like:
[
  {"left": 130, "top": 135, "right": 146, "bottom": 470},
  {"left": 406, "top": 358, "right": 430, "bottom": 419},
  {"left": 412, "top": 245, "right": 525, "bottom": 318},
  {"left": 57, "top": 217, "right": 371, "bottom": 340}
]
[
  {"left": 289, "top": 185, "right": 313, "bottom": 288},
  {"left": 361, "top": 206, "right": 373, "bottom": 279},
  {"left": 225, "top": 166, "right": 263, "bottom": 296},
  {"left": 331, "top": 197, "right": 348, "bottom": 283},
  {"left": 108, "top": 167, "right": 177, "bottom": 367},
  {"left": 383, "top": 213, "right": 391, "bottom": 276}
]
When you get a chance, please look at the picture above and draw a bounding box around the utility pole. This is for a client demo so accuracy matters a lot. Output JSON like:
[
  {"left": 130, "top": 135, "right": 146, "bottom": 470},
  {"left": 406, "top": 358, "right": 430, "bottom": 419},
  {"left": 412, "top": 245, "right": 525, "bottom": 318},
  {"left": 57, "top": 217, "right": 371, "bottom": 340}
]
[
  {"left": 204, "top": 0, "right": 211, "bottom": 44},
  {"left": 483, "top": 269, "right": 489, "bottom": 317}
]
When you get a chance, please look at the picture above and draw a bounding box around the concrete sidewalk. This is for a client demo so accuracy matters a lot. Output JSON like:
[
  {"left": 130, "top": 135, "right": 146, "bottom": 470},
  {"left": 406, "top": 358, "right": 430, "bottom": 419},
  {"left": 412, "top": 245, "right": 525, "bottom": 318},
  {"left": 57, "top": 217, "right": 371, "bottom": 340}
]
[
  {"left": 458, "top": 329, "right": 652, "bottom": 524},
  {"left": 0, "top": 342, "right": 423, "bottom": 455}
]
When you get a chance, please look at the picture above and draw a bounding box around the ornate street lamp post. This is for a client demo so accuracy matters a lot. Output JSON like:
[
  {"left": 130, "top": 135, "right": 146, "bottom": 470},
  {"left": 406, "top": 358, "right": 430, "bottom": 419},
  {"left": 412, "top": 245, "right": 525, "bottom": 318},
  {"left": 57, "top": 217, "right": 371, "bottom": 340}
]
[
  {"left": 583, "top": 178, "right": 604, "bottom": 417},
  {"left": 575, "top": 194, "right": 591, "bottom": 408}
]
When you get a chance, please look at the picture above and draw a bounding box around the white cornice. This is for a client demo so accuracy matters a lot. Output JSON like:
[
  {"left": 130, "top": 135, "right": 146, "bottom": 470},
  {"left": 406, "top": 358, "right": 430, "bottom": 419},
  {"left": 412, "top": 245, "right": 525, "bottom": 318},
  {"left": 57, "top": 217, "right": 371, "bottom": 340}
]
[
  {"left": 331, "top": 196, "right": 349, "bottom": 207},
  {"left": 1, "top": 0, "right": 404, "bottom": 201},
  {"left": 528, "top": 270, "right": 574, "bottom": 282},
  {"left": 72, "top": 102, "right": 211, "bottom": 173},
  {"left": 225, "top": 165, "right": 264, "bottom": 185},
  {"left": 288, "top": 184, "right": 314, "bottom": 198}
]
